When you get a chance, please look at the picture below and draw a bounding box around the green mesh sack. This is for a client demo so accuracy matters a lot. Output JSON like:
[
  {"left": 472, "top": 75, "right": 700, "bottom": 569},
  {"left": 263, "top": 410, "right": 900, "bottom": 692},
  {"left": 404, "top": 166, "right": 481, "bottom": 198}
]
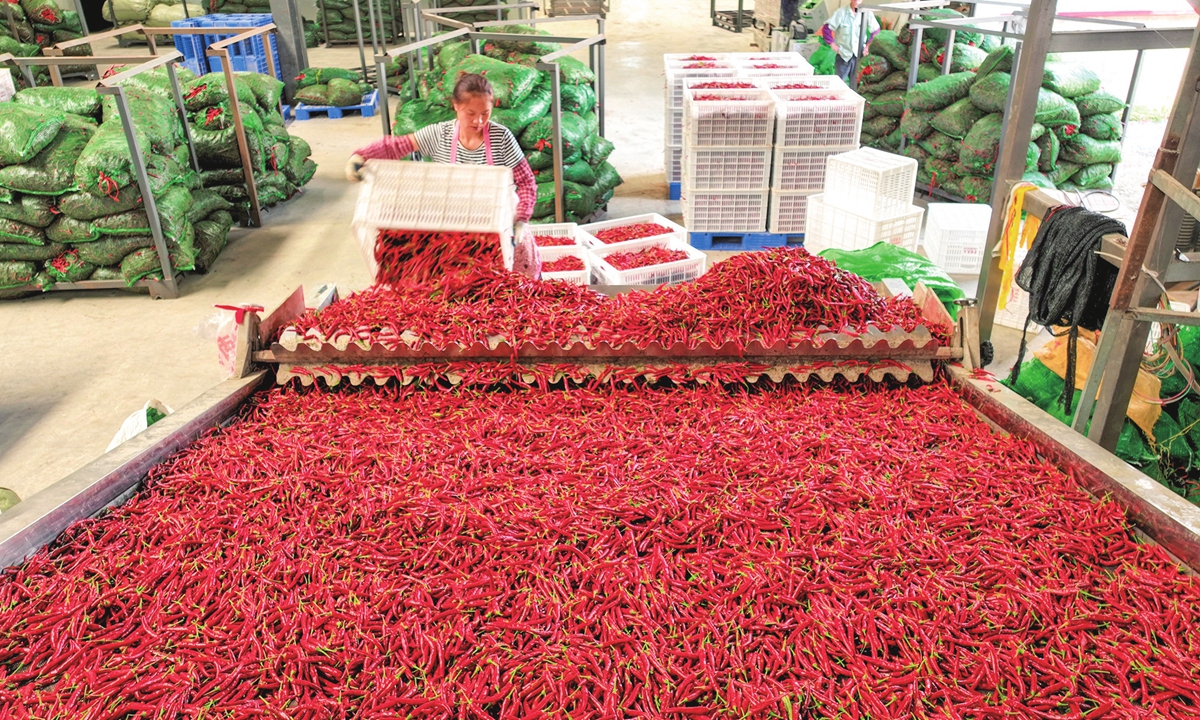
[
  {"left": 283, "top": 139, "right": 314, "bottom": 187},
  {"left": 560, "top": 82, "right": 596, "bottom": 115},
  {"left": 862, "top": 115, "right": 898, "bottom": 138},
  {"left": 1036, "top": 87, "right": 1081, "bottom": 127},
  {"left": 532, "top": 181, "right": 556, "bottom": 218},
  {"left": 595, "top": 161, "right": 622, "bottom": 193},
  {"left": 914, "top": 8, "right": 965, "bottom": 44},
  {"left": 187, "top": 187, "right": 234, "bottom": 224},
  {"left": 94, "top": 209, "right": 152, "bottom": 236},
  {"left": 977, "top": 45, "right": 1014, "bottom": 77},
  {"left": 0, "top": 122, "right": 91, "bottom": 196},
  {"left": 819, "top": 241, "right": 965, "bottom": 320},
  {"left": 294, "top": 83, "right": 329, "bottom": 105},
  {"left": 562, "top": 159, "right": 597, "bottom": 186},
  {"left": 74, "top": 234, "right": 153, "bottom": 266},
  {"left": 1060, "top": 134, "right": 1123, "bottom": 165},
  {"left": 1041, "top": 63, "right": 1101, "bottom": 99},
  {"left": 931, "top": 97, "right": 986, "bottom": 140},
  {"left": 855, "top": 54, "right": 890, "bottom": 84},
  {"left": 75, "top": 121, "right": 150, "bottom": 195},
  {"left": 326, "top": 77, "right": 364, "bottom": 107},
  {"left": 58, "top": 185, "right": 144, "bottom": 221},
  {"left": 869, "top": 90, "right": 907, "bottom": 118},
  {"left": 183, "top": 73, "right": 259, "bottom": 112},
  {"left": 1026, "top": 142, "right": 1040, "bottom": 173},
  {"left": 13, "top": 87, "right": 102, "bottom": 119},
  {"left": 1072, "top": 163, "right": 1114, "bottom": 188},
  {"left": 192, "top": 124, "right": 266, "bottom": 171},
  {"left": 234, "top": 72, "right": 285, "bottom": 110},
  {"left": 959, "top": 174, "right": 993, "bottom": 203},
  {"left": 0, "top": 104, "right": 65, "bottom": 166},
  {"left": 190, "top": 102, "right": 264, "bottom": 132},
  {"left": 100, "top": 89, "right": 178, "bottom": 153},
  {"left": 1036, "top": 131, "right": 1060, "bottom": 172},
  {"left": 109, "top": 65, "right": 195, "bottom": 100},
  {"left": 900, "top": 109, "right": 936, "bottom": 141},
  {"left": 586, "top": 136, "right": 615, "bottom": 165},
  {"left": 0, "top": 240, "right": 66, "bottom": 261},
  {"left": 1003, "top": 358, "right": 1062, "bottom": 408},
  {"left": 1080, "top": 112, "right": 1122, "bottom": 141},
  {"left": 391, "top": 100, "right": 455, "bottom": 136},
  {"left": 554, "top": 56, "right": 595, "bottom": 86},
  {"left": 478, "top": 24, "right": 560, "bottom": 54},
  {"left": 907, "top": 72, "right": 976, "bottom": 112},
  {"left": 446, "top": 55, "right": 540, "bottom": 108},
  {"left": 0, "top": 218, "right": 45, "bottom": 245},
  {"left": 491, "top": 79, "right": 552, "bottom": 135},
  {"left": 0, "top": 259, "right": 40, "bottom": 289},
  {"left": 44, "top": 248, "right": 94, "bottom": 282},
  {"left": 1077, "top": 174, "right": 1113, "bottom": 191},
  {"left": 934, "top": 43, "right": 987, "bottom": 73},
  {"left": 917, "top": 130, "right": 960, "bottom": 161},
  {"left": 562, "top": 179, "right": 595, "bottom": 216},
  {"left": 519, "top": 112, "right": 588, "bottom": 156},
  {"left": 903, "top": 143, "right": 930, "bottom": 163},
  {"left": 1152, "top": 412, "right": 1192, "bottom": 465},
  {"left": 1075, "top": 90, "right": 1125, "bottom": 117},
  {"left": 877, "top": 72, "right": 910, "bottom": 93},
  {"left": 968, "top": 71, "right": 1009, "bottom": 114},
  {"left": 194, "top": 210, "right": 235, "bottom": 273},
  {"left": 959, "top": 113, "right": 1004, "bottom": 174},
  {"left": 1030, "top": 122, "right": 1047, "bottom": 142},
  {"left": 870, "top": 31, "right": 910, "bottom": 72},
  {"left": 0, "top": 194, "right": 55, "bottom": 228},
  {"left": 525, "top": 150, "right": 552, "bottom": 171},
  {"left": 46, "top": 215, "right": 99, "bottom": 244},
  {"left": 119, "top": 246, "right": 170, "bottom": 286},
  {"left": 1048, "top": 161, "right": 1081, "bottom": 186},
  {"left": 1022, "top": 170, "right": 1056, "bottom": 190},
  {"left": 434, "top": 43, "right": 471, "bottom": 74}
]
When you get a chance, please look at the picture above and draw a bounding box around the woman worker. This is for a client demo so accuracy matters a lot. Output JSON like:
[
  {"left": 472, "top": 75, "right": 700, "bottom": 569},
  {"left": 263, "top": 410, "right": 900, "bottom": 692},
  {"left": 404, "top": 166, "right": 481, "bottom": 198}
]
[{"left": 345, "top": 73, "right": 540, "bottom": 276}]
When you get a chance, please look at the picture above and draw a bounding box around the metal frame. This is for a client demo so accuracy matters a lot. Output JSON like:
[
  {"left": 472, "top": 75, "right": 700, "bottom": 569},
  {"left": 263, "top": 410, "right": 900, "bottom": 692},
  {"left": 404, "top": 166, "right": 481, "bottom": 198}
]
[
  {"left": 375, "top": 14, "right": 606, "bottom": 223},
  {"left": 710, "top": 0, "right": 752, "bottom": 33},
  {"left": 1, "top": 51, "right": 201, "bottom": 300}
]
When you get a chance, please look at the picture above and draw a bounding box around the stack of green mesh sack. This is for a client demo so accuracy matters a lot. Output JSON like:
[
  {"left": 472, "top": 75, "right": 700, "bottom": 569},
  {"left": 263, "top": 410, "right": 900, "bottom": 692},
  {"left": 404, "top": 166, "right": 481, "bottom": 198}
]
[
  {"left": 0, "top": 0, "right": 92, "bottom": 85},
  {"left": 183, "top": 71, "right": 317, "bottom": 214},
  {"left": 391, "top": 30, "right": 623, "bottom": 223},
  {"left": 856, "top": 8, "right": 1127, "bottom": 202},
  {"left": 317, "top": 0, "right": 398, "bottom": 43}
]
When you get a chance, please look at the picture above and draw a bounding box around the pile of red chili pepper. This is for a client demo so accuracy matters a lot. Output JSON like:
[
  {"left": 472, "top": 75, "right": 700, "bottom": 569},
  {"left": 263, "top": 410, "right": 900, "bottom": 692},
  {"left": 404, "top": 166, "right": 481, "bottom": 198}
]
[
  {"left": 683, "top": 62, "right": 718, "bottom": 69},
  {"left": 690, "top": 82, "right": 757, "bottom": 90},
  {"left": 373, "top": 229, "right": 502, "bottom": 289},
  {"left": 532, "top": 234, "right": 576, "bottom": 247},
  {"left": 541, "top": 255, "right": 585, "bottom": 273},
  {"left": 774, "top": 82, "right": 823, "bottom": 90},
  {"left": 691, "top": 94, "right": 750, "bottom": 102},
  {"left": 3, "top": 379, "right": 1199, "bottom": 716},
  {"left": 591, "top": 223, "right": 676, "bottom": 244},
  {"left": 681, "top": 55, "right": 717, "bottom": 61},
  {"left": 288, "top": 248, "right": 941, "bottom": 349},
  {"left": 782, "top": 93, "right": 844, "bottom": 102},
  {"left": 603, "top": 246, "right": 689, "bottom": 271}
]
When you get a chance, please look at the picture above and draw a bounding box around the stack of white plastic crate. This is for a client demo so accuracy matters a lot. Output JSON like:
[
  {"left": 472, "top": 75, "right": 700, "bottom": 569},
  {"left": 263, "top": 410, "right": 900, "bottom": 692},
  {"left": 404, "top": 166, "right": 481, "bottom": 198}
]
[
  {"left": 803, "top": 147, "right": 925, "bottom": 253},
  {"left": 681, "top": 87, "right": 777, "bottom": 232},
  {"left": 763, "top": 78, "right": 864, "bottom": 234},
  {"left": 663, "top": 54, "right": 735, "bottom": 189}
]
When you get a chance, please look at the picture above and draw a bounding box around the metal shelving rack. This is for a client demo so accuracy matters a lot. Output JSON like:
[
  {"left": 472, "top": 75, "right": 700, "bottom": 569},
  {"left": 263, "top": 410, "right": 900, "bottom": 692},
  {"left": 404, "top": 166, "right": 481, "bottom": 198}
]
[
  {"left": 710, "top": 0, "right": 753, "bottom": 33},
  {"left": 376, "top": 12, "right": 606, "bottom": 223}
]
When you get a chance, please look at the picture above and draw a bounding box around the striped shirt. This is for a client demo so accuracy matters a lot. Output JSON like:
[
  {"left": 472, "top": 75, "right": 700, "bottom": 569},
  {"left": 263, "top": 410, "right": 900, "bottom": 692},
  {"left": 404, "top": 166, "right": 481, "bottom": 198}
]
[{"left": 413, "top": 121, "right": 526, "bottom": 168}]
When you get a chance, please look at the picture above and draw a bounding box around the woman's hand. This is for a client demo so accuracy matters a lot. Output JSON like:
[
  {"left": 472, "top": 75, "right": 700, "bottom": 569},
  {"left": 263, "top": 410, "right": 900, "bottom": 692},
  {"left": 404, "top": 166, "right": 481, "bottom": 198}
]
[{"left": 345, "top": 154, "right": 366, "bottom": 182}]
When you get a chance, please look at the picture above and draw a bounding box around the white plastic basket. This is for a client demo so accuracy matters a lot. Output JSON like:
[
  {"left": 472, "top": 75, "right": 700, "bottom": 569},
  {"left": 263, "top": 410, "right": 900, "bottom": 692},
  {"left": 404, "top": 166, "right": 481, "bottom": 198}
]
[
  {"left": 922, "top": 203, "right": 993, "bottom": 274},
  {"left": 665, "top": 65, "right": 737, "bottom": 108},
  {"left": 665, "top": 145, "right": 682, "bottom": 183},
  {"left": 683, "top": 146, "right": 773, "bottom": 192},
  {"left": 682, "top": 76, "right": 762, "bottom": 96},
  {"left": 738, "top": 64, "right": 816, "bottom": 78},
  {"left": 771, "top": 145, "right": 857, "bottom": 193},
  {"left": 579, "top": 212, "right": 687, "bottom": 251},
  {"left": 590, "top": 235, "right": 707, "bottom": 286},
  {"left": 664, "top": 52, "right": 731, "bottom": 65},
  {"left": 803, "top": 193, "right": 924, "bottom": 253},
  {"left": 729, "top": 53, "right": 811, "bottom": 69},
  {"left": 665, "top": 107, "right": 684, "bottom": 147},
  {"left": 353, "top": 160, "right": 516, "bottom": 277},
  {"left": 529, "top": 222, "right": 586, "bottom": 247},
  {"left": 770, "top": 87, "right": 864, "bottom": 148},
  {"left": 822, "top": 147, "right": 918, "bottom": 219},
  {"left": 684, "top": 88, "right": 776, "bottom": 147},
  {"left": 757, "top": 76, "right": 847, "bottom": 93},
  {"left": 538, "top": 244, "right": 592, "bottom": 285},
  {"left": 768, "top": 191, "right": 816, "bottom": 234},
  {"left": 682, "top": 189, "right": 769, "bottom": 232}
]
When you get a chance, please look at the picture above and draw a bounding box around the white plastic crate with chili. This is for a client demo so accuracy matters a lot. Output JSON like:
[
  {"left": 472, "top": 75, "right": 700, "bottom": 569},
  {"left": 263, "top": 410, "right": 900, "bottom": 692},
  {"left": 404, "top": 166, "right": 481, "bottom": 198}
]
[
  {"left": 579, "top": 213, "right": 687, "bottom": 252},
  {"left": 683, "top": 88, "right": 776, "bottom": 147},
  {"left": 538, "top": 244, "right": 593, "bottom": 285},
  {"left": 664, "top": 62, "right": 737, "bottom": 109},
  {"left": 768, "top": 86, "right": 864, "bottom": 148},
  {"left": 589, "top": 235, "right": 707, "bottom": 286}
]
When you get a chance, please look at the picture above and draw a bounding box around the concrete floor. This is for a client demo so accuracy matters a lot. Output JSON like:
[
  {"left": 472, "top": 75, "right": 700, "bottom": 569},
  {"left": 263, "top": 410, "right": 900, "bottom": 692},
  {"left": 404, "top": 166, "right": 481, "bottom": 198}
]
[{"left": 0, "top": 0, "right": 1180, "bottom": 504}]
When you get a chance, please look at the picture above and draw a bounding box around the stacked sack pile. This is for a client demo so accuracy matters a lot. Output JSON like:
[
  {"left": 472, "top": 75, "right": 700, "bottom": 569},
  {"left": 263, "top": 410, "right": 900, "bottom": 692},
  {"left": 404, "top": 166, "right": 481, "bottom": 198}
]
[
  {"left": 435, "top": 0, "right": 506, "bottom": 24},
  {"left": 0, "top": 0, "right": 91, "bottom": 84},
  {"left": 304, "top": 17, "right": 321, "bottom": 48},
  {"left": 182, "top": 71, "right": 317, "bottom": 214},
  {"left": 103, "top": 0, "right": 215, "bottom": 27},
  {"left": 316, "top": 0, "right": 398, "bottom": 44},
  {"left": 0, "top": 77, "right": 237, "bottom": 299},
  {"left": 294, "top": 66, "right": 373, "bottom": 107},
  {"left": 855, "top": 10, "right": 1126, "bottom": 201},
  {"left": 392, "top": 29, "right": 622, "bottom": 224}
]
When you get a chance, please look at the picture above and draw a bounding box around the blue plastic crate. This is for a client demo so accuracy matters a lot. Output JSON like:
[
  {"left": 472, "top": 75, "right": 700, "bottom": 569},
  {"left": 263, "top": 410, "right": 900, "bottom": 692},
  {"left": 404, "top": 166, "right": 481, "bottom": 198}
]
[
  {"left": 689, "top": 232, "right": 805, "bottom": 251},
  {"left": 172, "top": 13, "right": 281, "bottom": 79},
  {"left": 669, "top": 181, "right": 680, "bottom": 201}
]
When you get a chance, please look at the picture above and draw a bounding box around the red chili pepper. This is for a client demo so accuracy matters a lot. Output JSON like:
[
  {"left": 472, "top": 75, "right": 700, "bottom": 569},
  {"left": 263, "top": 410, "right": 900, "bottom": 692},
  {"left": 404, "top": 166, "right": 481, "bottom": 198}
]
[
  {"left": 774, "top": 82, "right": 822, "bottom": 90},
  {"left": 691, "top": 81, "right": 756, "bottom": 90},
  {"left": 692, "top": 94, "right": 750, "bottom": 101},
  {"left": 591, "top": 223, "right": 675, "bottom": 244},
  {"left": 603, "top": 246, "right": 688, "bottom": 270},
  {"left": 532, "top": 234, "right": 575, "bottom": 247},
  {"left": 541, "top": 255, "right": 585, "bottom": 273}
]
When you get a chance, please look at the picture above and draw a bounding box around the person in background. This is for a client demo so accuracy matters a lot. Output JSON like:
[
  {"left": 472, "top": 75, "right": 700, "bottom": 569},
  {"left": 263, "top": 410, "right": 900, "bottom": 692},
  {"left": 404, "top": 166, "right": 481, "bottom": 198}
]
[
  {"left": 822, "top": 0, "right": 880, "bottom": 83},
  {"left": 346, "top": 72, "right": 539, "bottom": 276}
]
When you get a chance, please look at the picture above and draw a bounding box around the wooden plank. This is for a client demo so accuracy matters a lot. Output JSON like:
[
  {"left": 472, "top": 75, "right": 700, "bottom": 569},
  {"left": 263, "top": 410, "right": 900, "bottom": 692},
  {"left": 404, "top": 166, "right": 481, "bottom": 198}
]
[
  {"left": 949, "top": 366, "right": 1200, "bottom": 573},
  {"left": 1151, "top": 168, "right": 1200, "bottom": 222}
]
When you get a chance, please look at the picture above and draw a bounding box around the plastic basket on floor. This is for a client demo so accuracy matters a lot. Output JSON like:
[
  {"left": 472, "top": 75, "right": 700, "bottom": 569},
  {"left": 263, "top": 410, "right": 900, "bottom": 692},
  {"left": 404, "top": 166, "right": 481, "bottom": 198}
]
[
  {"left": 665, "top": 107, "right": 683, "bottom": 147},
  {"left": 590, "top": 235, "right": 707, "bottom": 285},
  {"left": 353, "top": 160, "right": 516, "bottom": 276},
  {"left": 684, "top": 88, "right": 776, "bottom": 147},
  {"left": 539, "top": 244, "right": 593, "bottom": 284},
  {"left": 530, "top": 222, "right": 587, "bottom": 246},
  {"left": 579, "top": 213, "right": 687, "bottom": 251},
  {"left": 922, "top": 203, "right": 993, "bottom": 274},
  {"left": 770, "top": 87, "right": 864, "bottom": 148},
  {"left": 665, "top": 145, "right": 682, "bottom": 183},
  {"left": 822, "top": 147, "right": 918, "bottom": 219},
  {"left": 682, "top": 189, "right": 769, "bottom": 233},
  {"left": 173, "top": 14, "right": 282, "bottom": 78},
  {"left": 665, "top": 65, "right": 737, "bottom": 109},
  {"left": 803, "top": 193, "right": 924, "bottom": 253},
  {"left": 768, "top": 191, "right": 816, "bottom": 233},
  {"left": 683, "top": 146, "right": 772, "bottom": 192},
  {"left": 771, "top": 145, "right": 857, "bottom": 193}
]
